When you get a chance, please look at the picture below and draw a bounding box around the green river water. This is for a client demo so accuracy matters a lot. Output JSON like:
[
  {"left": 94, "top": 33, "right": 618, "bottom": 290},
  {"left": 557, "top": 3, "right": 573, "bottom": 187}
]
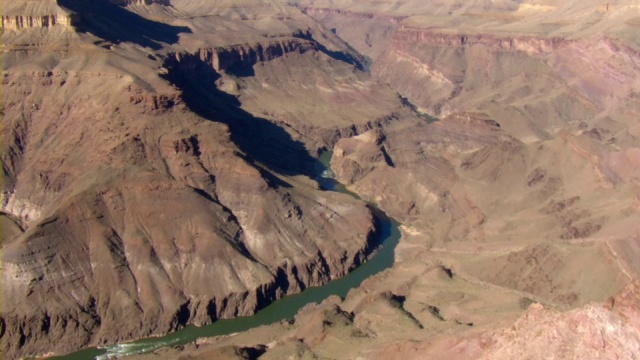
[{"left": 52, "top": 152, "right": 401, "bottom": 360}]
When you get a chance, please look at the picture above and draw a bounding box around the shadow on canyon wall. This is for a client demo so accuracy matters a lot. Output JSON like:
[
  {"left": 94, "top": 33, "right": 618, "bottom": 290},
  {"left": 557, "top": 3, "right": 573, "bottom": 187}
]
[
  {"left": 293, "top": 30, "right": 367, "bottom": 71},
  {"left": 161, "top": 56, "right": 320, "bottom": 182},
  {"left": 58, "top": 0, "right": 191, "bottom": 49}
]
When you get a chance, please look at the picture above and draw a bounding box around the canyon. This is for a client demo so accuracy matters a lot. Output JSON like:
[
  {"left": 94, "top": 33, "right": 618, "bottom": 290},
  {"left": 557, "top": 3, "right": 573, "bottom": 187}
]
[{"left": 2, "top": 0, "right": 640, "bottom": 359}]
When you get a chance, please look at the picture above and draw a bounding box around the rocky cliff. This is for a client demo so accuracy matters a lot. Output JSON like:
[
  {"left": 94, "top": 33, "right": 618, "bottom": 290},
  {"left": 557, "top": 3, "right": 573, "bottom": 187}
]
[
  {"left": 0, "top": 0, "right": 169, "bottom": 34},
  {"left": 1, "top": 1, "right": 76, "bottom": 32},
  {"left": 167, "top": 39, "right": 317, "bottom": 74},
  {"left": 1, "top": 13, "right": 74, "bottom": 31}
]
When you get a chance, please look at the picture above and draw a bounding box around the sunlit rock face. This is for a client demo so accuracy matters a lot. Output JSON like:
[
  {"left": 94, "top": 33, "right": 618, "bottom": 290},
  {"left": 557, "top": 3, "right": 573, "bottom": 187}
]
[{"left": 2, "top": 1, "right": 76, "bottom": 31}]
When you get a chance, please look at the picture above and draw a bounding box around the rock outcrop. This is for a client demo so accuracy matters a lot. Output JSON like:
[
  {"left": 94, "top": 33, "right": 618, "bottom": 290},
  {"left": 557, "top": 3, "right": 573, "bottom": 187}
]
[
  {"left": 1, "top": 1, "right": 76, "bottom": 32},
  {"left": 167, "top": 39, "right": 317, "bottom": 74},
  {"left": 1, "top": 13, "right": 74, "bottom": 31}
]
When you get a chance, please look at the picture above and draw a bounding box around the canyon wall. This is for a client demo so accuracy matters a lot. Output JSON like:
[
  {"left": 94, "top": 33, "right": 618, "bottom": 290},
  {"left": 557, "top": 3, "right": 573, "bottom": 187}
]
[
  {"left": 168, "top": 39, "right": 317, "bottom": 74},
  {"left": 0, "top": 64, "right": 380, "bottom": 359},
  {"left": 1, "top": 13, "right": 75, "bottom": 31},
  {"left": 0, "top": 8, "right": 387, "bottom": 357}
]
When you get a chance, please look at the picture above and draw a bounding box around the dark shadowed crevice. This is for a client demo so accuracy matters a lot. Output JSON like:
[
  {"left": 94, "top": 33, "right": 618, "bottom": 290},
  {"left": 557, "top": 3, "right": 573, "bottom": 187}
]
[
  {"left": 385, "top": 293, "right": 424, "bottom": 329},
  {"left": 175, "top": 301, "right": 191, "bottom": 327},
  {"left": 0, "top": 317, "right": 5, "bottom": 339},
  {"left": 237, "top": 345, "right": 268, "bottom": 360},
  {"left": 380, "top": 145, "right": 395, "bottom": 167},
  {"left": 161, "top": 54, "right": 320, "bottom": 178},
  {"left": 426, "top": 305, "right": 445, "bottom": 321},
  {"left": 440, "top": 265, "right": 454, "bottom": 279},
  {"left": 274, "top": 267, "right": 291, "bottom": 294},
  {"left": 399, "top": 95, "right": 439, "bottom": 123},
  {"left": 225, "top": 63, "right": 256, "bottom": 78},
  {"left": 206, "top": 300, "right": 217, "bottom": 323}
]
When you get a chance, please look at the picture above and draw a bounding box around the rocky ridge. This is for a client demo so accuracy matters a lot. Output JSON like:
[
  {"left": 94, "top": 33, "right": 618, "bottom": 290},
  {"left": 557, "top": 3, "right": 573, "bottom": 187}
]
[{"left": 167, "top": 38, "right": 316, "bottom": 74}]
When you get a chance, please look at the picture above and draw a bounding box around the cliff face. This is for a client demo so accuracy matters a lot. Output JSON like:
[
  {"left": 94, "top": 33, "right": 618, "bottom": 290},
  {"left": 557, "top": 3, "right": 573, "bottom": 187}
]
[
  {"left": 1, "top": 13, "right": 74, "bottom": 31},
  {"left": 168, "top": 39, "right": 317, "bottom": 74},
  {"left": 1, "top": 0, "right": 77, "bottom": 32},
  {"left": 0, "top": 0, "right": 172, "bottom": 33},
  {"left": 390, "top": 29, "right": 566, "bottom": 53},
  {"left": 161, "top": 31, "right": 408, "bottom": 156}
]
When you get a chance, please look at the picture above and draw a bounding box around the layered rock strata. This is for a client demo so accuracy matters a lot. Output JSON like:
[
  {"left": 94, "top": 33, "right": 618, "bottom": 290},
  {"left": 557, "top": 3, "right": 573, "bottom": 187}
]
[
  {"left": 1, "top": 1, "right": 76, "bottom": 32},
  {"left": 168, "top": 39, "right": 316, "bottom": 74}
]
